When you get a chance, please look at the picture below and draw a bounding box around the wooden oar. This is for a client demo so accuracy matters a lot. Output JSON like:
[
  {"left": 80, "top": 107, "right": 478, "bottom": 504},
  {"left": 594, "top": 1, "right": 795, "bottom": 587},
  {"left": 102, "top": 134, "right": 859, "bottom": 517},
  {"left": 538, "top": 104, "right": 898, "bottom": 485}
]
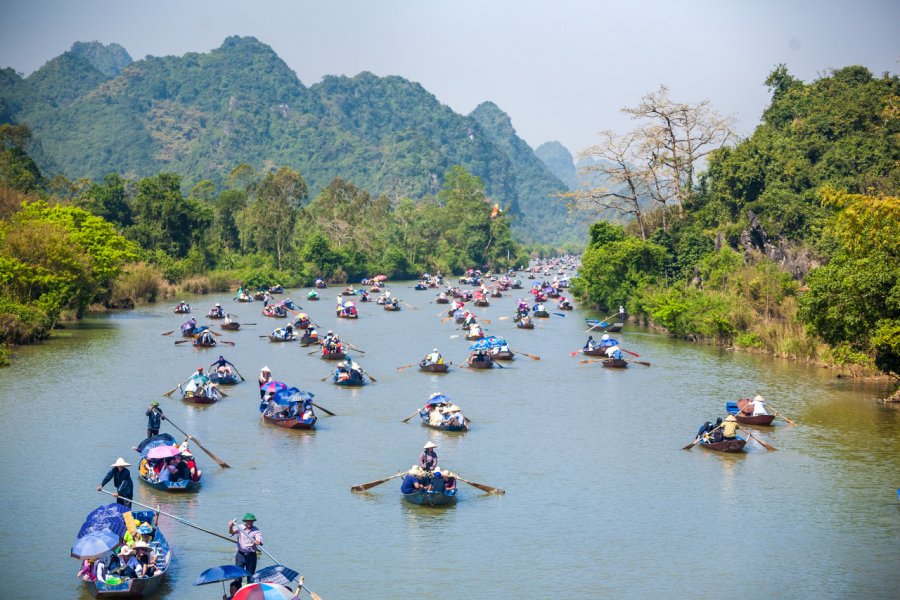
[
  {"left": 738, "top": 426, "right": 778, "bottom": 451},
  {"left": 362, "top": 370, "right": 377, "bottom": 382},
  {"left": 162, "top": 384, "right": 182, "bottom": 397},
  {"left": 164, "top": 416, "right": 231, "bottom": 467},
  {"left": 553, "top": 312, "right": 566, "bottom": 317},
  {"left": 351, "top": 472, "right": 405, "bottom": 492},
  {"left": 174, "top": 339, "right": 192, "bottom": 345},
  {"left": 457, "top": 476, "right": 505, "bottom": 494},
  {"left": 682, "top": 436, "right": 702, "bottom": 450},
  {"left": 514, "top": 351, "right": 541, "bottom": 361},
  {"left": 161, "top": 330, "right": 175, "bottom": 336},
  {"left": 765, "top": 403, "right": 797, "bottom": 426},
  {"left": 403, "top": 302, "right": 417, "bottom": 310},
  {"left": 220, "top": 340, "right": 235, "bottom": 346},
  {"left": 440, "top": 316, "right": 454, "bottom": 324},
  {"left": 621, "top": 348, "right": 640, "bottom": 357},
  {"left": 396, "top": 363, "right": 419, "bottom": 371},
  {"left": 319, "top": 373, "right": 332, "bottom": 382},
  {"left": 402, "top": 406, "right": 427, "bottom": 423},
  {"left": 311, "top": 402, "right": 335, "bottom": 416}
]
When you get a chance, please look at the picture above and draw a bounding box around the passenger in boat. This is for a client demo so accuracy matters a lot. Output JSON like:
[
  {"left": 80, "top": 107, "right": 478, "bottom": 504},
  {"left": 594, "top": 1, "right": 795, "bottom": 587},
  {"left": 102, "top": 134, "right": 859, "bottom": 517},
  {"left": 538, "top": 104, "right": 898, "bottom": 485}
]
[
  {"left": 132, "top": 541, "right": 157, "bottom": 578},
  {"left": 229, "top": 513, "right": 263, "bottom": 586},
  {"left": 426, "top": 348, "right": 443, "bottom": 365},
  {"left": 605, "top": 345, "right": 623, "bottom": 360},
  {"left": 705, "top": 418, "right": 725, "bottom": 442},
  {"left": 443, "top": 406, "right": 465, "bottom": 428},
  {"left": 583, "top": 336, "right": 596, "bottom": 350},
  {"left": 301, "top": 401, "right": 315, "bottom": 420},
  {"left": 98, "top": 457, "right": 134, "bottom": 508},
  {"left": 196, "top": 330, "right": 215, "bottom": 345},
  {"left": 748, "top": 394, "right": 769, "bottom": 416},
  {"left": 598, "top": 334, "right": 619, "bottom": 349},
  {"left": 722, "top": 415, "right": 739, "bottom": 440},
  {"left": 78, "top": 558, "right": 97, "bottom": 581},
  {"left": 223, "top": 581, "right": 240, "bottom": 600},
  {"left": 145, "top": 400, "right": 165, "bottom": 439},
  {"left": 419, "top": 441, "right": 438, "bottom": 471},
  {"left": 258, "top": 367, "right": 272, "bottom": 399},
  {"left": 183, "top": 450, "right": 201, "bottom": 481},
  {"left": 401, "top": 466, "right": 429, "bottom": 493},
  {"left": 212, "top": 356, "right": 235, "bottom": 378}
]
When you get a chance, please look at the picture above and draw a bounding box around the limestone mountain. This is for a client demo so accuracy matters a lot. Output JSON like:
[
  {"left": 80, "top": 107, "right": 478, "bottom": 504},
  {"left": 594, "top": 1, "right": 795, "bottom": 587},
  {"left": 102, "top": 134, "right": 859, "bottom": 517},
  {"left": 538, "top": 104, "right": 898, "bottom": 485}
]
[
  {"left": 535, "top": 141, "right": 578, "bottom": 191},
  {"left": 0, "top": 37, "right": 582, "bottom": 243}
]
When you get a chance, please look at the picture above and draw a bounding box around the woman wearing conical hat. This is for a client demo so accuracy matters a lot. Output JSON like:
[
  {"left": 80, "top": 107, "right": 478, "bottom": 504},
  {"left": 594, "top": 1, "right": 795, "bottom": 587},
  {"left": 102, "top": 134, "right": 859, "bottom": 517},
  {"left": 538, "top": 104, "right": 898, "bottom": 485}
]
[{"left": 98, "top": 457, "right": 134, "bottom": 508}]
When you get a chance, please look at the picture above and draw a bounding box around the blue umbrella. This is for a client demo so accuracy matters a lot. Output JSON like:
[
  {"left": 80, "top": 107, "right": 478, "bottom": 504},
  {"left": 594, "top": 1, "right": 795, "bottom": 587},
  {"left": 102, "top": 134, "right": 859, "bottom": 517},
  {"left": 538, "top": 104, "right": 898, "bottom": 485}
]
[
  {"left": 77, "top": 504, "right": 128, "bottom": 539},
  {"left": 483, "top": 335, "right": 507, "bottom": 348},
  {"left": 194, "top": 565, "right": 249, "bottom": 585},
  {"left": 250, "top": 565, "right": 300, "bottom": 586},
  {"left": 468, "top": 339, "right": 491, "bottom": 351},
  {"left": 71, "top": 530, "right": 120, "bottom": 559}
]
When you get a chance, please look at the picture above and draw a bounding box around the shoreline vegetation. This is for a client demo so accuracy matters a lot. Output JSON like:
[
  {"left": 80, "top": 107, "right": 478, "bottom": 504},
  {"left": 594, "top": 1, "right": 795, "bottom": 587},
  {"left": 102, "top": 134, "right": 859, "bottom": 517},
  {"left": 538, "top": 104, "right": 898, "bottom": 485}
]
[{"left": 1, "top": 64, "right": 897, "bottom": 397}]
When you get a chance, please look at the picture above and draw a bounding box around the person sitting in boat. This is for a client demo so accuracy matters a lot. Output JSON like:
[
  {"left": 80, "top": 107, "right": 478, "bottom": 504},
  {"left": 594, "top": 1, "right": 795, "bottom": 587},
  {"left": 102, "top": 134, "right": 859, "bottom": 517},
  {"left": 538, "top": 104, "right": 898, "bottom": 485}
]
[
  {"left": 182, "top": 450, "right": 201, "bottom": 481},
  {"left": 211, "top": 355, "right": 235, "bottom": 377},
  {"left": 307, "top": 290, "right": 319, "bottom": 300},
  {"left": 605, "top": 344, "right": 623, "bottom": 360},
  {"left": 272, "top": 324, "right": 293, "bottom": 340},
  {"left": 176, "top": 301, "right": 190, "bottom": 312},
  {"left": 443, "top": 406, "right": 465, "bottom": 427},
  {"left": 132, "top": 541, "right": 157, "bottom": 578},
  {"left": 722, "top": 414, "right": 739, "bottom": 440},
  {"left": 598, "top": 333, "right": 619, "bottom": 349},
  {"left": 301, "top": 401, "right": 315, "bottom": 420},
  {"left": 258, "top": 366, "right": 272, "bottom": 399},
  {"left": 518, "top": 315, "right": 533, "bottom": 327},
  {"left": 210, "top": 303, "right": 224, "bottom": 318},
  {"left": 468, "top": 324, "right": 483, "bottom": 338},
  {"left": 304, "top": 326, "right": 318, "bottom": 340},
  {"left": 425, "top": 349, "right": 443, "bottom": 365},
  {"left": 335, "top": 363, "right": 351, "bottom": 382},
  {"left": 389, "top": 297, "right": 400, "bottom": 308},
  {"left": 401, "top": 466, "right": 428, "bottom": 493},
  {"left": 183, "top": 317, "right": 197, "bottom": 333},
  {"left": 533, "top": 302, "right": 546, "bottom": 313},
  {"left": 471, "top": 350, "right": 489, "bottom": 364},
  {"left": 419, "top": 441, "right": 438, "bottom": 471},
  {"left": 583, "top": 336, "right": 596, "bottom": 350},
  {"left": 196, "top": 330, "right": 215, "bottom": 345},
  {"left": 748, "top": 394, "right": 769, "bottom": 416}
]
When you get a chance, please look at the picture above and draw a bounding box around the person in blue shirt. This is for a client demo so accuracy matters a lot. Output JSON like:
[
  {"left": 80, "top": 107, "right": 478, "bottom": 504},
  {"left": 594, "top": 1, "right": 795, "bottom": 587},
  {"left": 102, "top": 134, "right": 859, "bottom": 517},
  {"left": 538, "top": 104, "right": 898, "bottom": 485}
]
[{"left": 400, "top": 467, "right": 426, "bottom": 494}]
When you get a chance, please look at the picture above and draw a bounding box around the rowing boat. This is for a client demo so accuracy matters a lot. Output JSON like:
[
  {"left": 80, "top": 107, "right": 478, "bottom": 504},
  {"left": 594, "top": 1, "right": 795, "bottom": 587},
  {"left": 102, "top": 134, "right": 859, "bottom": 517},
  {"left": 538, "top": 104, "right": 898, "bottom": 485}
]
[
  {"left": 333, "top": 369, "right": 366, "bottom": 386},
  {"left": 533, "top": 310, "right": 550, "bottom": 318},
  {"left": 136, "top": 434, "right": 202, "bottom": 493},
  {"left": 699, "top": 436, "right": 747, "bottom": 452},
  {"left": 466, "top": 354, "right": 494, "bottom": 369},
  {"left": 220, "top": 321, "right": 240, "bottom": 331},
  {"left": 320, "top": 349, "right": 347, "bottom": 360},
  {"left": 726, "top": 400, "right": 776, "bottom": 426},
  {"left": 80, "top": 508, "right": 172, "bottom": 598},
  {"left": 601, "top": 358, "right": 628, "bottom": 369},
  {"left": 260, "top": 389, "right": 317, "bottom": 430},
  {"left": 419, "top": 361, "right": 449, "bottom": 373}
]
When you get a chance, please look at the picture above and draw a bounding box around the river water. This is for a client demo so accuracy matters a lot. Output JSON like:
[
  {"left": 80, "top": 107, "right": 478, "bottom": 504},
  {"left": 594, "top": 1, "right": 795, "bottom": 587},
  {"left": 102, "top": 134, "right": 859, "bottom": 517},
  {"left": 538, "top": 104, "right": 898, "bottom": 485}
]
[{"left": 1, "top": 283, "right": 898, "bottom": 599}]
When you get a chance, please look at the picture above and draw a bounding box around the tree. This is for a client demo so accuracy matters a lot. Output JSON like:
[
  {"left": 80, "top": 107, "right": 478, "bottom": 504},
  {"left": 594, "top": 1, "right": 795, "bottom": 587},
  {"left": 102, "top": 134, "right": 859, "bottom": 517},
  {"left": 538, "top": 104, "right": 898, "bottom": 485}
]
[
  {"left": 130, "top": 172, "right": 211, "bottom": 257},
  {"left": 624, "top": 85, "right": 734, "bottom": 214},
  {"left": 238, "top": 167, "right": 306, "bottom": 268},
  {"left": 0, "top": 124, "right": 43, "bottom": 192}
]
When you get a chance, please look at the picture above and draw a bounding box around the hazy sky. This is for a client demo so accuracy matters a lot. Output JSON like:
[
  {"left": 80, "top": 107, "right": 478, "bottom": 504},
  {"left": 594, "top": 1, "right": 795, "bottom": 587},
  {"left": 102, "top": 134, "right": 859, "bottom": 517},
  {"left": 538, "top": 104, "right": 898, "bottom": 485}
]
[{"left": 2, "top": 0, "right": 898, "bottom": 156}]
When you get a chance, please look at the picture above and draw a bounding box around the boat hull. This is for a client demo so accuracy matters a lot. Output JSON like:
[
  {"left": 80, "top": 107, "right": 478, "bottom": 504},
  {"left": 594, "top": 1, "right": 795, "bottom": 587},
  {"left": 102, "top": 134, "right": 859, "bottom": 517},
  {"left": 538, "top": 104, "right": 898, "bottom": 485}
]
[
  {"left": 700, "top": 437, "right": 747, "bottom": 452},
  {"left": 492, "top": 351, "right": 515, "bottom": 361},
  {"left": 419, "top": 362, "right": 449, "bottom": 373},
  {"left": 321, "top": 351, "right": 347, "bottom": 360},
  {"left": 467, "top": 357, "right": 494, "bottom": 369},
  {"left": 533, "top": 310, "right": 550, "bottom": 318},
  {"left": 262, "top": 414, "right": 317, "bottom": 429},
  {"left": 729, "top": 399, "right": 776, "bottom": 425},
  {"left": 138, "top": 474, "right": 201, "bottom": 493},
  {"left": 334, "top": 375, "right": 366, "bottom": 386},
  {"left": 268, "top": 334, "right": 297, "bottom": 343},
  {"left": 181, "top": 392, "right": 218, "bottom": 404},
  {"left": 516, "top": 322, "right": 534, "bottom": 329},
  {"left": 220, "top": 322, "right": 240, "bottom": 330},
  {"left": 601, "top": 358, "right": 628, "bottom": 368},
  {"left": 209, "top": 372, "right": 239, "bottom": 385},
  {"left": 402, "top": 489, "right": 458, "bottom": 506}
]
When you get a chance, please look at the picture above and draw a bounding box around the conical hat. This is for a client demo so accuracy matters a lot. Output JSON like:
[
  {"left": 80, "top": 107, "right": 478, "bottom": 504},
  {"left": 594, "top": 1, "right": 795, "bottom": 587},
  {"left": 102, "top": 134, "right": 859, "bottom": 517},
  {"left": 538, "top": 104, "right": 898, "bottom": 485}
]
[{"left": 110, "top": 457, "right": 131, "bottom": 468}]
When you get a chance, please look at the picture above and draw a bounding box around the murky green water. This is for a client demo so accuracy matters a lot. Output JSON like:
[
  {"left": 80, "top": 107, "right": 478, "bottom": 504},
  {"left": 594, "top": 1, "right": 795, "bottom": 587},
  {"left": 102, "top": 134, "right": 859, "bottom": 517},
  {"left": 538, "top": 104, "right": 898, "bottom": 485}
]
[{"left": 1, "top": 284, "right": 898, "bottom": 599}]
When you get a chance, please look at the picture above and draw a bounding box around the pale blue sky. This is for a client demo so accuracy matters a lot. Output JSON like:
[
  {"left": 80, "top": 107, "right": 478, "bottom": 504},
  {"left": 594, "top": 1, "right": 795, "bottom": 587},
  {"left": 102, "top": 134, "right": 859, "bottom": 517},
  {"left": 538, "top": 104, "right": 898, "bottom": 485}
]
[{"left": 2, "top": 0, "right": 898, "bottom": 156}]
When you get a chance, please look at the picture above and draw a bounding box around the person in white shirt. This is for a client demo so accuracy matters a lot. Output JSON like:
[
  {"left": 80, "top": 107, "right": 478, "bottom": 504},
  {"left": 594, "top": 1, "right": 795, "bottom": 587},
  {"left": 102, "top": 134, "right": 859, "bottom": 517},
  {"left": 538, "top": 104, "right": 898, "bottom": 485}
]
[
  {"left": 427, "top": 349, "right": 442, "bottom": 364},
  {"left": 749, "top": 394, "right": 769, "bottom": 416}
]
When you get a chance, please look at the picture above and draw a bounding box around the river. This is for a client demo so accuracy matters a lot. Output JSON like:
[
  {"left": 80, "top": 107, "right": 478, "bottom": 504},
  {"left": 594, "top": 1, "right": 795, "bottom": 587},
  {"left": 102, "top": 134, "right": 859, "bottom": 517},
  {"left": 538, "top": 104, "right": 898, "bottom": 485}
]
[{"left": 0, "top": 283, "right": 898, "bottom": 599}]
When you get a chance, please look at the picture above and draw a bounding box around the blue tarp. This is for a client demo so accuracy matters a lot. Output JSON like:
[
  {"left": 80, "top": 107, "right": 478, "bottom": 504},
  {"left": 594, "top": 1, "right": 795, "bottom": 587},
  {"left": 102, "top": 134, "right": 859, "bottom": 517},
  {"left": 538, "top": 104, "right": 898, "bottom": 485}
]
[
  {"left": 77, "top": 504, "right": 128, "bottom": 539},
  {"left": 271, "top": 386, "right": 314, "bottom": 406}
]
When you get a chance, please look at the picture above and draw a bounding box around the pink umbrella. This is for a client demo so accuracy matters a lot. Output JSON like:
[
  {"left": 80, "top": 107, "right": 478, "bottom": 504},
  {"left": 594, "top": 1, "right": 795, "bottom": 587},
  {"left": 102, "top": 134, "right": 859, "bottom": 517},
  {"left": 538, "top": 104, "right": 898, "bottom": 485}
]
[
  {"left": 147, "top": 445, "right": 181, "bottom": 459},
  {"left": 233, "top": 582, "right": 294, "bottom": 600},
  {"left": 374, "top": 274, "right": 387, "bottom": 281}
]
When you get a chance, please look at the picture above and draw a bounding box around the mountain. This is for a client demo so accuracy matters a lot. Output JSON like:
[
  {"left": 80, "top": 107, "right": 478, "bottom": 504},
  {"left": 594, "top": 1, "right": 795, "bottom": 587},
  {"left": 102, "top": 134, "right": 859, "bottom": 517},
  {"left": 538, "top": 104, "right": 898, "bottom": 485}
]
[
  {"left": 535, "top": 141, "right": 578, "bottom": 190},
  {"left": 0, "top": 37, "right": 583, "bottom": 243}
]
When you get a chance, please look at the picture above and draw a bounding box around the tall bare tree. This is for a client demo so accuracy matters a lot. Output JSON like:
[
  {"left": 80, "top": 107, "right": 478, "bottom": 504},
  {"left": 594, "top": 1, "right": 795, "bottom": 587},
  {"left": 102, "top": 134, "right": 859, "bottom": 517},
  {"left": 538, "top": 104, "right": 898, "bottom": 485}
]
[
  {"left": 561, "top": 130, "right": 650, "bottom": 239},
  {"left": 624, "top": 85, "right": 734, "bottom": 214}
]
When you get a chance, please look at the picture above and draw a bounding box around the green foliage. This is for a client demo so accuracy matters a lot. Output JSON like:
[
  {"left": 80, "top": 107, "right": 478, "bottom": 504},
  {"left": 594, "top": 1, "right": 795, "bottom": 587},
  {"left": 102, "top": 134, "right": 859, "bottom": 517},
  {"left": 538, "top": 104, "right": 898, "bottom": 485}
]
[
  {"left": 130, "top": 172, "right": 212, "bottom": 257},
  {"left": 0, "top": 37, "right": 579, "bottom": 243},
  {"left": 0, "top": 124, "right": 43, "bottom": 192},
  {"left": 575, "top": 236, "right": 668, "bottom": 310}
]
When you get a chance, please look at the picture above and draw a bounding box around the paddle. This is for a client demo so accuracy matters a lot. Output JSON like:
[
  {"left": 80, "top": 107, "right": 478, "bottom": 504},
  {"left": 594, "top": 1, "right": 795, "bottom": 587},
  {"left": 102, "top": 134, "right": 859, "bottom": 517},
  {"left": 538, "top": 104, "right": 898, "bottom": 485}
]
[
  {"left": 220, "top": 340, "right": 235, "bottom": 346},
  {"left": 161, "top": 330, "right": 175, "bottom": 336},
  {"left": 578, "top": 358, "right": 651, "bottom": 367},
  {"left": 164, "top": 416, "right": 231, "bottom": 468},
  {"left": 351, "top": 471, "right": 405, "bottom": 492},
  {"left": 311, "top": 402, "right": 335, "bottom": 417},
  {"left": 402, "top": 405, "right": 427, "bottom": 423},
  {"left": 440, "top": 316, "right": 454, "bottom": 324},
  {"left": 456, "top": 476, "right": 505, "bottom": 495},
  {"left": 621, "top": 348, "right": 640, "bottom": 357},
  {"left": 682, "top": 436, "right": 702, "bottom": 450},
  {"left": 174, "top": 340, "right": 192, "bottom": 345},
  {"left": 499, "top": 316, "right": 511, "bottom": 321},
  {"left": 514, "top": 351, "right": 541, "bottom": 361},
  {"left": 738, "top": 426, "right": 778, "bottom": 451},
  {"left": 765, "top": 402, "right": 798, "bottom": 426},
  {"left": 162, "top": 384, "right": 181, "bottom": 398},
  {"left": 403, "top": 302, "right": 417, "bottom": 310},
  {"left": 553, "top": 312, "right": 566, "bottom": 317},
  {"left": 396, "top": 363, "right": 419, "bottom": 371},
  {"left": 362, "top": 370, "right": 377, "bottom": 382}
]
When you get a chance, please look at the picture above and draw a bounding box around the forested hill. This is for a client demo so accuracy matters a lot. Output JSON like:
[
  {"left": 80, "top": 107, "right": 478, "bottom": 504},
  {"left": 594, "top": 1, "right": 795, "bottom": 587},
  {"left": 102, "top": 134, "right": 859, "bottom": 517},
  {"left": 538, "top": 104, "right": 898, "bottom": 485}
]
[
  {"left": 535, "top": 141, "right": 578, "bottom": 190},
  {"left": 0, "top": 36, "right": 578, "bottom": 243}
]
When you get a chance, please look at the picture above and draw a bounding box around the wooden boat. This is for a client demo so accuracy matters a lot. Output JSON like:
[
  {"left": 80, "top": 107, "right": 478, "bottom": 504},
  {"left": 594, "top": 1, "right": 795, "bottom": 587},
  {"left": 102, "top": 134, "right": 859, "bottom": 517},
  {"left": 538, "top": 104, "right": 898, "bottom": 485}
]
[
  {"left": 299, "top": 333, "right": 319, "bottom": 346},
  {"left": 269, "top": 285, "right": 284, "bottom": 294},
  {"left": 173, "top": 305, "right": 191, "bottom": 314},
  {"left": 82, "top": 509, "right": 172, "bottom": 598},
  {"left": 207, "top": 310, "right": 225, "bottom": 319},
  {"left": 236, "top": 293, "right": 253, "bottom": 302},
  {"left": 582, "top": 347, "right": 607, "bottom": 357},
  {"left": 700, "top": 436, "right": 747, "bottom": 453},
  {"left": 307, "top": 294, "right": 319, "bottom": 301},
  {"left": 253, "top": 291, "right": 266, "bottom": 301},
  {"left": 492, "top": 350, "right": 515, "bottom": 361},
  {"left": 341, "top": 288, "right": 358, "bottom": 296},
  {"left": 383, "top": 303, "right": 401, "bottom": 311},
  {"left": 333, "top": 369, "right": 366, "bottom": 386},
  {"left": 262, "top": 305, "right": 287, "bottom": 318},
  {"left": 533, "top": 310, "right": 550, "bottom": 318},
  {"left": 474, "top": 299, "right": 490, "bottom": 307},
  {"left": 727, "top": 400, "right": 776, "bottom": 426},
  {"left": 403, "top": 485, "right": 458, "bottom": 506},
  {"left": 465, "top": 331, "right": 484, "bottom": 341},
  {"left": 137, "top": 435, "right": 203, "bottom": 493},
  {"left": 192, "top": 336, "right": 217, "bottom": 348},
  {"left": 435, "top": 297, "right": 450, "bottom": 304},
  {"left": 466, "top": 354, "right": 494, "bottom": 369},
  {"left": 208, "top": 371, "right": 239, "bottom": 385},
  {"left": 182, "top": 388, "right": 219, "bottom": 404},
  {"left": 419, "top": 361, "right": 449, "bottom": 373},
  {"left": 336, "top": 309, "right": 358, "bottom": 319},
  {"left": 516, "top": 321, "right": 534, "bottom": 329},
  {"left": 557, "top": 303, "right": 573, "bottom": 310},
  {"left": 601, "top": 358, "right": 628, "bottom": 368},
  {"left": 268, "top": 333, "right": 298, "bottom": 343},
  {"left": 261, "top": 412, "right": 316, "bottom": 430},
  {"left": 320, "top": 349, "right": 347, "bottom": 360},
  {"left": 606, "top": 322, "right": 624, "bottom": 333},
  {"left": 414, "top": 283, "right": 428, "bottom": 290},
  {"left": 315, "top": 280, "right": 327, "bottom": 289},
  {"left": 220, "top": 321, "right": 240, "bottom": 331},
  {"left": 419, "top": 409, "right": 467, "bottom": 432}
]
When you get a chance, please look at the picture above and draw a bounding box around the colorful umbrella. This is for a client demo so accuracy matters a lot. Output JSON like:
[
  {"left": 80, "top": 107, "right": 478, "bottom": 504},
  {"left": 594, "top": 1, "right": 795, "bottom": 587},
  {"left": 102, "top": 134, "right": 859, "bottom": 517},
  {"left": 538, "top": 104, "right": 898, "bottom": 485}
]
[
  {"left": 250, "top": 565, "right": 300, "bottom": 586},
  {"left": 233, "top": 582, "right": 294, "bottom": 600},
  {"left": 147, "top": 444, "right": 181, "bottom": 459},
  {"left": 77, "top": 504, "right": 128, "bottom": 538},
  {"left": 71, "top": 530, "right": 120, "bottom": 559},
  {"left": 374, "top": 274, "right": 387, "bottom": 281},
  {"left": 260, "top": 381, "right": 288, "bottom": 394},
  {"left": 194, "top": 565, "right": 250, "bottom": 585}
]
